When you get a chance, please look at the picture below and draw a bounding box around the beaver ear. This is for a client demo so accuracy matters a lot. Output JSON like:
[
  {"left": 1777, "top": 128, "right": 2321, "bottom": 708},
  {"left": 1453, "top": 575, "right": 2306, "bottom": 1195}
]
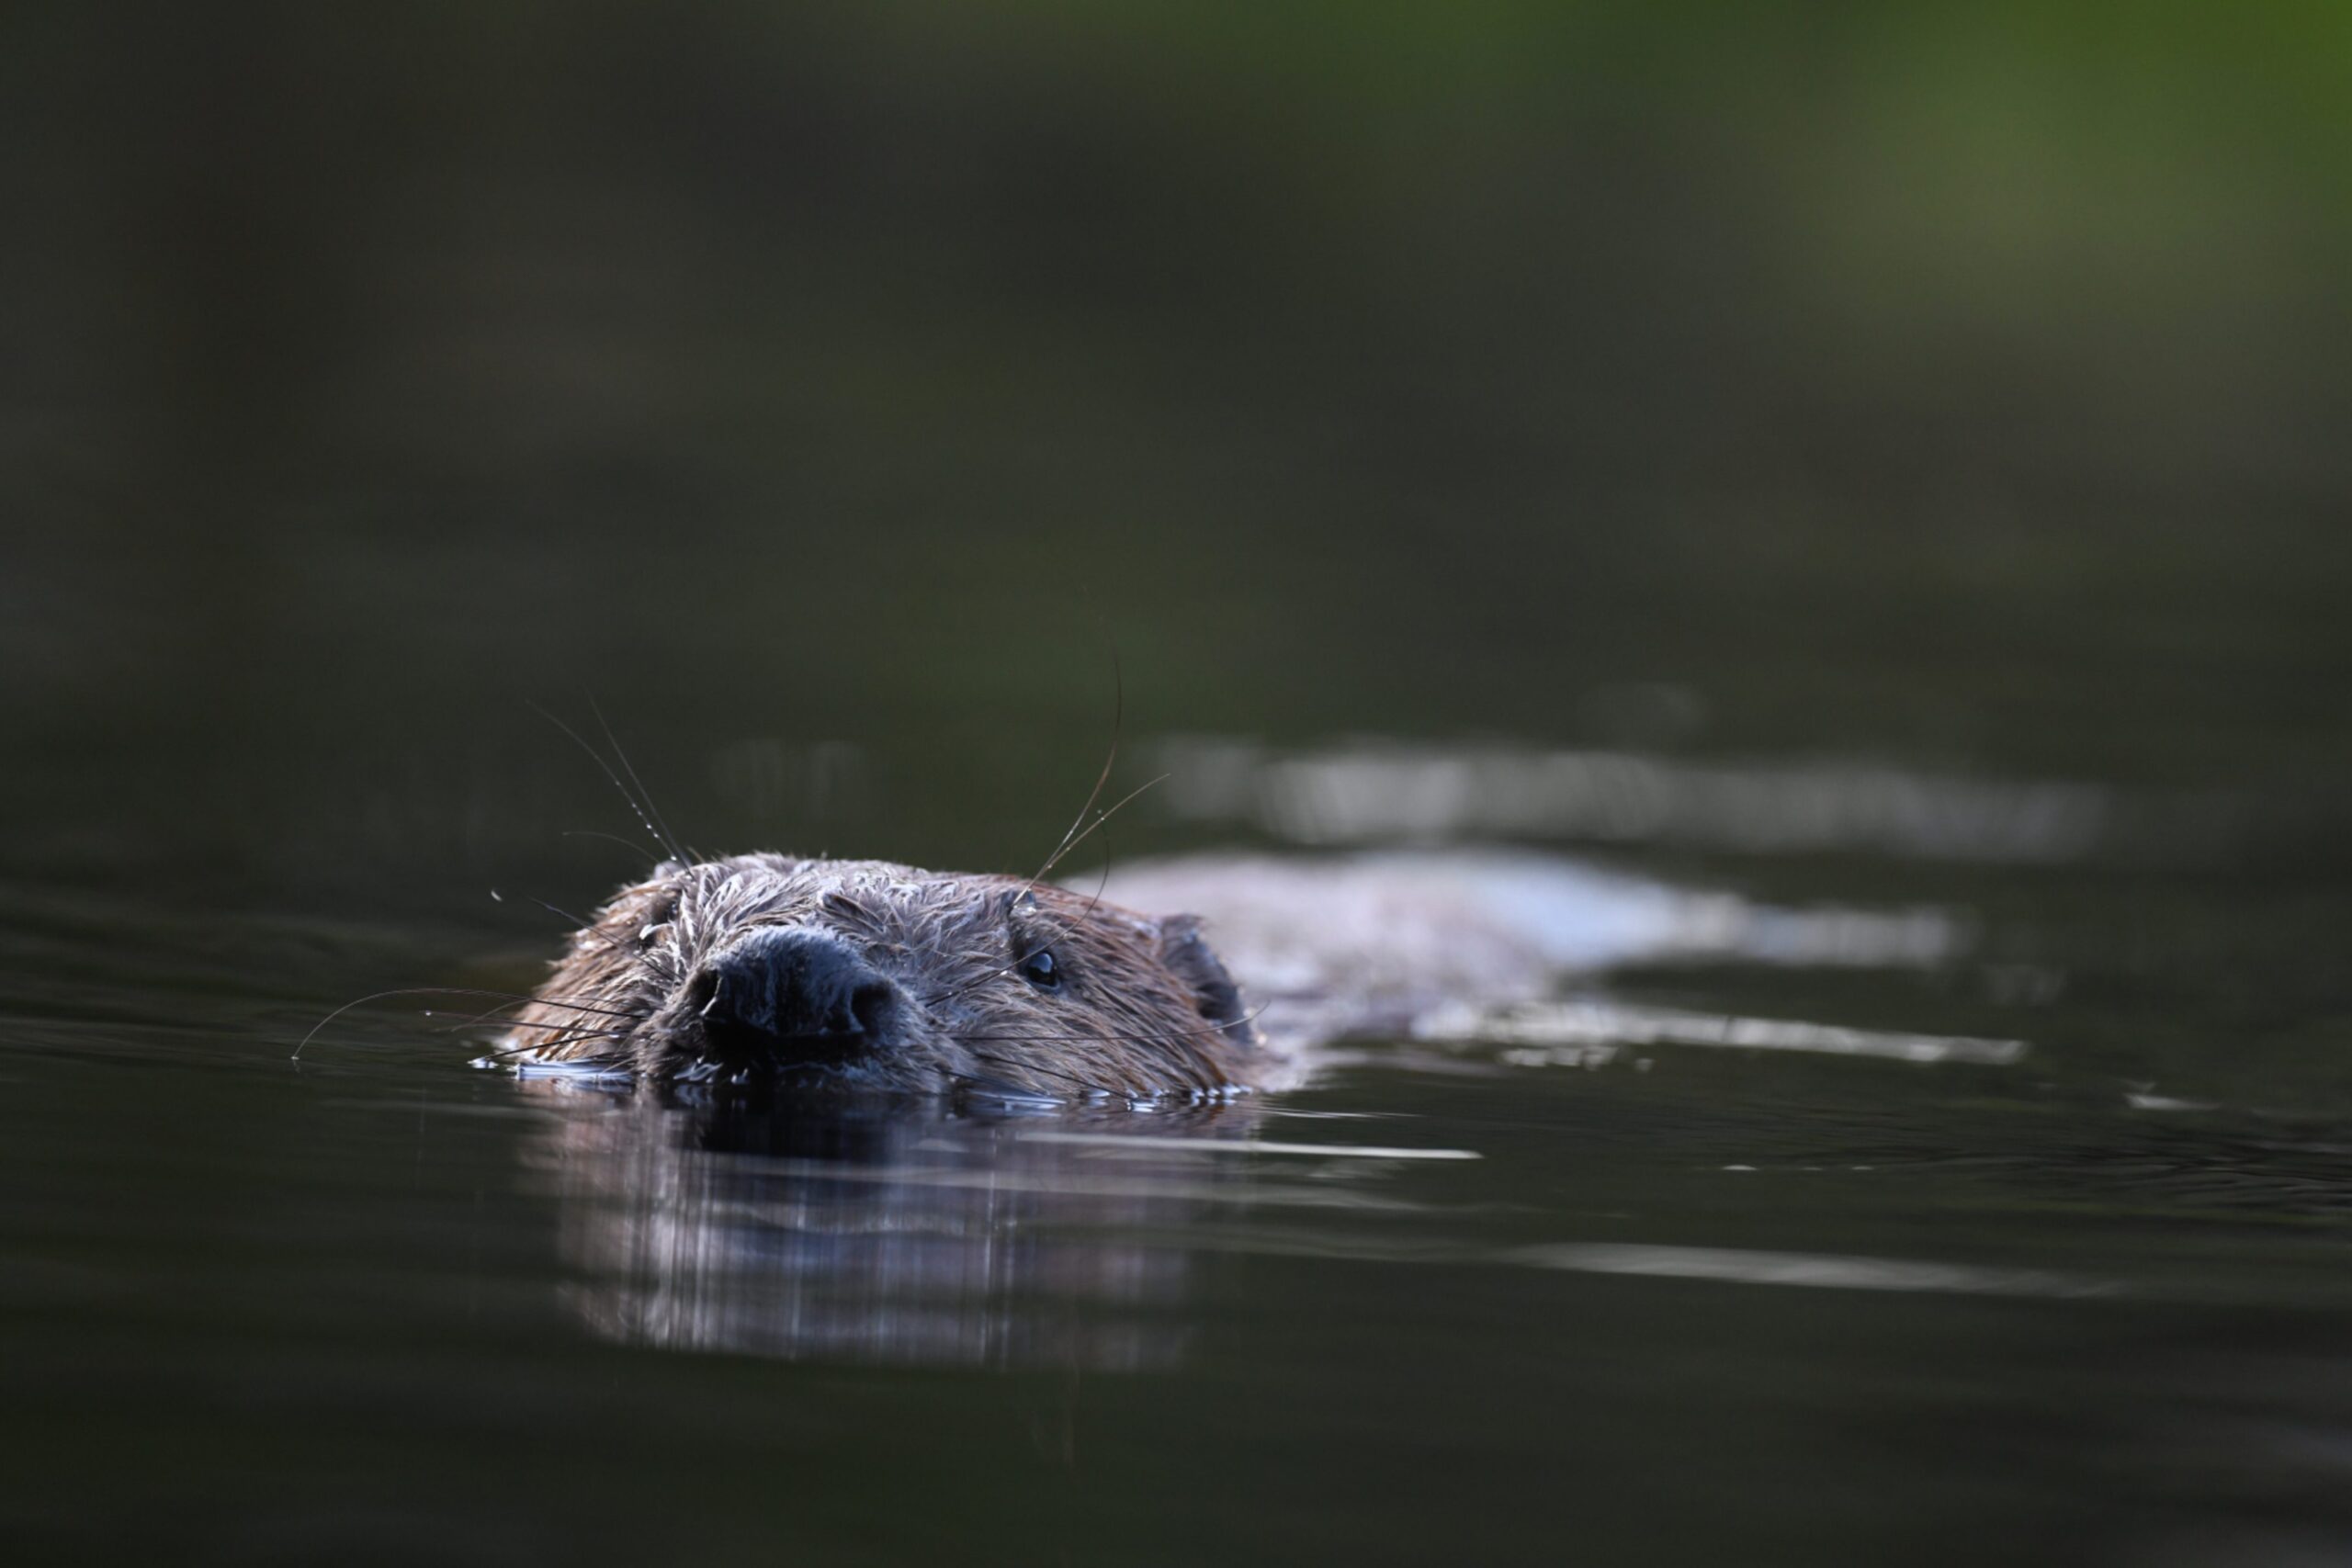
[{"left": 1158, "top": 915, "right": 1254, "bottom": 1048}]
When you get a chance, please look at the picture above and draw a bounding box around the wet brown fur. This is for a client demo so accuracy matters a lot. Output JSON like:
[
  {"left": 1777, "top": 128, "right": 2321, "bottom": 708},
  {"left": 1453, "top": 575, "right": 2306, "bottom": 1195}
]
[{"left": 503, "top": 854, "right": 1261, "bottom": 1098}]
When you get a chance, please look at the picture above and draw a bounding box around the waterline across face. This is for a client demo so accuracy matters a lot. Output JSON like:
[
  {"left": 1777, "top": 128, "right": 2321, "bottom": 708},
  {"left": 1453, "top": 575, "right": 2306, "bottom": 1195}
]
[{"left": 503, "top": 854, "right": 1261, "bottom": 1099}]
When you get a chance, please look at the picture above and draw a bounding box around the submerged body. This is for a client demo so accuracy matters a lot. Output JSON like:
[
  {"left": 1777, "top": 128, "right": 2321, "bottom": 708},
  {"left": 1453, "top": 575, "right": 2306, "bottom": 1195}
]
[
  {"left": 505, "top": 854, "right": 1262, "bottom": 1097},
  {"left": 507, "top": 846, "right": 1961, "bottom": 1098}
]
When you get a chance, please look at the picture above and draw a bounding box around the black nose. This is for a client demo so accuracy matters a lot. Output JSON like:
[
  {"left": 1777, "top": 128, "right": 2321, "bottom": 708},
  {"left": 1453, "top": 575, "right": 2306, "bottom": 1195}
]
[{"left": 695, "top": 928, "right": 897, "bottom": 1064}]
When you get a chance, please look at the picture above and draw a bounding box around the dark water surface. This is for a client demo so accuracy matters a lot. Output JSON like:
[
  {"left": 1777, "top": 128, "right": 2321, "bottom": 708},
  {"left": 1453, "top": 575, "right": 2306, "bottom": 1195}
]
[
  {"left": 10, "top": 7, "right": 2352, "bottom": 1565},
  {"left": 8, "top": 736, "right": 2352, "bottom": 1567}
]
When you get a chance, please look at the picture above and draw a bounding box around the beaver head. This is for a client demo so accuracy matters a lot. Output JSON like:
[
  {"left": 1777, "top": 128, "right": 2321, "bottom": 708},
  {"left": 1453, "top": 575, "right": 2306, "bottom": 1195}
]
[{"left": 503, "top": 854, "right": 1261, "bottom": 1098}]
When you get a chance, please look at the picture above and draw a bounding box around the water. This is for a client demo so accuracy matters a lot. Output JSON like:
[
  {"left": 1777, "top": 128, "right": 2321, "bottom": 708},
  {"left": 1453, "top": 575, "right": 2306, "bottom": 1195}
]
[
  {"left": 9, "top": 8, "right": 2352, "bottom": 1564},
  {"left": 7, "top": 755, "right": 2352, "bottom": 1566}
]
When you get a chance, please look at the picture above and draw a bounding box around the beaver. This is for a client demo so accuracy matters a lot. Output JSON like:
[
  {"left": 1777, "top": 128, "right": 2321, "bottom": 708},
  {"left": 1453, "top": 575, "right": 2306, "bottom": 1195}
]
[{"left": 503, "top": 853, "right": 1263, "bottom": 1098}]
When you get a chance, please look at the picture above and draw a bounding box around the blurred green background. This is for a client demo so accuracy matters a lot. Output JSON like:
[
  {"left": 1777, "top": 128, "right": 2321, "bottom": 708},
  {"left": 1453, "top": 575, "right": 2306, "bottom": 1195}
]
[{"left": 2, "top": 1, "right": 2347, "bottom": 887}]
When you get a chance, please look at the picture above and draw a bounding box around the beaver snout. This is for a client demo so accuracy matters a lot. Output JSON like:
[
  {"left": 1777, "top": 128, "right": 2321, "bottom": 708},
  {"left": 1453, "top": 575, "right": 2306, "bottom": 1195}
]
[{"left": 692, "top": 927, "right": 899, "bottom": 1067}]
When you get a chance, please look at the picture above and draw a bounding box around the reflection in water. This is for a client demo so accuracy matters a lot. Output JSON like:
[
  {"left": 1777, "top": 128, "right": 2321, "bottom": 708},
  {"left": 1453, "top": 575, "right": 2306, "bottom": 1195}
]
[
  {"left": 1429, "top": 998, "right": 2028, "bottom": 1066},
  {"left": 1510, "top": 1243, "right": 2111, "bottom": 1299},
  {"left": 1096, "top": 849, "right": 1970, "bottom": 1055},
  {"left": 1152, "top": 737, "right": 2121, "bottom": 862},
  {"left": 519, "top": 1084, "right": 1274, "bottom": 1371}
]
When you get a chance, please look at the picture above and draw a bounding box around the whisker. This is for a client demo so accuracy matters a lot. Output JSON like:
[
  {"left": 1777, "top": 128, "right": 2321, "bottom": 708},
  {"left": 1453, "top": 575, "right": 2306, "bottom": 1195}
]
[
  {"left": 560, "top": 829, "right": 663, "bottom": 866},
  {"left": 968, "top": 1055, "right": 1088, "bottom": 1089},
  {"left": 440, "top": 993, "right": 651, "bottom": 1034},
  {"left": 953, "top": 1030, "right": 1243, "bottom": 1047},
  {"left": 491, "top": 888, "right": 590, "bottom": 928},
  {"left": 484, "top": 1026, "right": 631, "bottom": 1062},
  {"left": 590, "top": 695, "right": 694, "bottom": 867},
  {"left": 933, "top": 773, "right": 1171, "bottom": 1008},
  {"left": 528, "top": 700, "right": 688, "bottom": 865},
  {"left": 1025, "top": 652, "right": 1123, "bottom": 892},
  {"left": 1034, "top": 773, "right": 1166, "bottom": 885},
  {"left": 293, "top": 987, "right": 650, "bottom": 1062},
  {"left": 952, "top": 1002, "right": 1270, "bottom": 1049}
]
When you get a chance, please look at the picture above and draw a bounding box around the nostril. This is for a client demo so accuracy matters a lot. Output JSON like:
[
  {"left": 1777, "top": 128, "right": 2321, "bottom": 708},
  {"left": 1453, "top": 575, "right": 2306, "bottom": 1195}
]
[
  {"left": 685, "top": 967, "right": 721, "bottom": 1018},
  {"left": 694, "top": 956, "right": 772, "bottom": 1045},
  {"left": 847, "top": 981, "right": 894, "bottom": 1038},
  {"left": 694, "top": 927, "right": 897, "bottom": 1066}
]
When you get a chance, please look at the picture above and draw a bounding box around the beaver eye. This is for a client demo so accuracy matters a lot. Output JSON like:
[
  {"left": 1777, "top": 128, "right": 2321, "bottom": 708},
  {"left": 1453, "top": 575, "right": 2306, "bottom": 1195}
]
[
  {"left": 638, "top": 896, "right": 680, "bottom": 945},
  {"left": 1019, "top": 948, "right": 1061, "bottom": 990}
]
